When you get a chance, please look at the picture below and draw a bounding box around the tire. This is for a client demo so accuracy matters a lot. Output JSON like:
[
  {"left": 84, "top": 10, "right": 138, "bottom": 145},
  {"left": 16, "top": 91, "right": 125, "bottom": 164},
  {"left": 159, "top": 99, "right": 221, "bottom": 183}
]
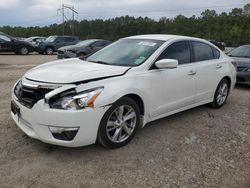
[
  {"left": 210, "top": 78, "right": 230, "bottom": 108},
  {"left": 45, "top": 47, "right": 54, "bottom": 55},
  {"left": 19, "top": 47, "right": 29, "bottom": 55},
  {"left": 39, "top": 52, "right": 44, "bottom": 55},
  {"left": 97, "top": 97, "right": 140, "bottom": 149}
]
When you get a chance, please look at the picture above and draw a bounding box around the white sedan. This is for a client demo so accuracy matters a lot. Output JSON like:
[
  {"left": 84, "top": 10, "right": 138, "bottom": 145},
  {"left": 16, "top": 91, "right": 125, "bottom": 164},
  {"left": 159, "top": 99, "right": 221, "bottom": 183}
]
[{"left": 11, "top": 35, "right": 236, "bottom": 148}]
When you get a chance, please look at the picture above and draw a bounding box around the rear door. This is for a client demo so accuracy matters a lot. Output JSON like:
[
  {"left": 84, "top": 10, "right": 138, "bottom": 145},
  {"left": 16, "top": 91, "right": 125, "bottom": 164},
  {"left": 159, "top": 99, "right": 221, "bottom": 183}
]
[
  {"left": 54, "top": 37, "right": 65, "bottom": 50},
  {"left": 190, "top": 41, "right": 222, "bottom": 102}
]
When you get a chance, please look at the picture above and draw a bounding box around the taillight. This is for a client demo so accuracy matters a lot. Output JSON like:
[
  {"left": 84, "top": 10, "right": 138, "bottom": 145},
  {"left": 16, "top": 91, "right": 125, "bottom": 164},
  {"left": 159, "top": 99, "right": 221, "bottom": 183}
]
[{"left": 231, "top": 61, "right": 237, "bottom": 69}]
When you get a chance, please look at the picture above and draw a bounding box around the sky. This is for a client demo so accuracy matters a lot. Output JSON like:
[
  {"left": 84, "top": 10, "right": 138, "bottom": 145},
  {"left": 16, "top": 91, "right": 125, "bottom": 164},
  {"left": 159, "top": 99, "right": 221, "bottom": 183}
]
[{"left": 0, "top": 0, "right": 249, "bottom": 26}]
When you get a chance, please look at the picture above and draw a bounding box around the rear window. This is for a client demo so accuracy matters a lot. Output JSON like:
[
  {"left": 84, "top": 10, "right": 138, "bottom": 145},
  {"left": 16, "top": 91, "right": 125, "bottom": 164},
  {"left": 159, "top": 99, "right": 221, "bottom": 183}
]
[
  {"left": 213, "top": 48, "right": 220, "bottom": 59},
  {"left": 192, "top": 41, "right": 214, "bottom": 62}
]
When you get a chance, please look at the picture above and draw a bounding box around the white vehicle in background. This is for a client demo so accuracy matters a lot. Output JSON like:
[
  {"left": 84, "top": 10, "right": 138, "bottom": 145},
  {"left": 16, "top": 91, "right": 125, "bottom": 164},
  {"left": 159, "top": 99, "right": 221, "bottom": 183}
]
[
  {"left": 25, "top": 36, "right": 46, "bottom": 47},
  {"left": 11, "top": 35, "right": 236, "bottom": 148}
]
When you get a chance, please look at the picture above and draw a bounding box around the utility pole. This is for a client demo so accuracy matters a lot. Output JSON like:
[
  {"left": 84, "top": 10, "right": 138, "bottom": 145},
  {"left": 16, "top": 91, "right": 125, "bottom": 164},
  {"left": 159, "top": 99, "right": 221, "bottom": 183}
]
[{"left": 58, "top": 4, "right": 78, "bottom": 36}]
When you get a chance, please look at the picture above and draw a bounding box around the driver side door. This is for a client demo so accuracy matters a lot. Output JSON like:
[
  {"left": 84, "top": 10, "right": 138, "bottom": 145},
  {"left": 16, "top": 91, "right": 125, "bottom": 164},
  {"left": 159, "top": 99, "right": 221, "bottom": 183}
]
[{"left": 149, "top": 41, "right": 196, "bottom": 118}]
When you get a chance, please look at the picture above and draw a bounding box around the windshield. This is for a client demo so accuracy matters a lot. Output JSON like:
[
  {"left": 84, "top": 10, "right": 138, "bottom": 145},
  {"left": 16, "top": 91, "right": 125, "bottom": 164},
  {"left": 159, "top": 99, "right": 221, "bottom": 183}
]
[
  {"left": 45, "top": 36, "right": 56, "bottom": 42},
  {"left": 228, "top": 46, "right": 250, "bottom": 58},
  {"left": 77, "top": 40, "right": 96, "bottom": 46},
  {"left": 85, "top": 39, "right": 164, "bottom": 66}
]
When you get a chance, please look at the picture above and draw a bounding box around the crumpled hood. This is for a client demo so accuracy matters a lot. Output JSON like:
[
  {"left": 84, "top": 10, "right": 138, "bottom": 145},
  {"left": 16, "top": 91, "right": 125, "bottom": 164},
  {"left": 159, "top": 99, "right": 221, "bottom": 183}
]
[{"left": 25, "top": 58, "right": 130, "bottom": 84}]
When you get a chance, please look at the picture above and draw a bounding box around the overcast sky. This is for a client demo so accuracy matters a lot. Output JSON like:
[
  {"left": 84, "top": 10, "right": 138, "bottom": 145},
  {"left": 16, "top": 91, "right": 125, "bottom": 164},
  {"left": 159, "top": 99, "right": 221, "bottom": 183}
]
[{"left": 0, "top": 0, "right": 249, "bottom": 26}]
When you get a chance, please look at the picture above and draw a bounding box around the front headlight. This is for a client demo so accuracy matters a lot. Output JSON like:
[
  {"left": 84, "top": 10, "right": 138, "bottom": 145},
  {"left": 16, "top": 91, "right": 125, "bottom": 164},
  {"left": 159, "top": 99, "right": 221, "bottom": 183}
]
[{"left": 50, "top": 87, "right": 103, "bottom": 110}]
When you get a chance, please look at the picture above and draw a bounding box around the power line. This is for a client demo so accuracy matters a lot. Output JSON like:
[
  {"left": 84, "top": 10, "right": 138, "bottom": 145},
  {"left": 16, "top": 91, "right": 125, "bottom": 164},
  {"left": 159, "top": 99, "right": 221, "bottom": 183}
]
[
  {"left": 58, "top": 4, "right": 78, "bottom": 35},
  {"left": 1, "top": 2, "right": 247, "bottom": 26}
]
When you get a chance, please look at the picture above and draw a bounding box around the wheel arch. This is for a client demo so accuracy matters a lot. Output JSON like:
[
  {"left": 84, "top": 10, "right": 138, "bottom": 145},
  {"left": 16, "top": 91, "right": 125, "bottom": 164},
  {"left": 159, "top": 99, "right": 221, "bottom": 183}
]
[
  {"left": 122, "top": 94, "right": 145, "bottom": 115},
  {"left": 45, "top": 45, "right": 55, "bottom": 51},
  {"left": 222, "top": 76, "right": 231, "bottom": 90}
]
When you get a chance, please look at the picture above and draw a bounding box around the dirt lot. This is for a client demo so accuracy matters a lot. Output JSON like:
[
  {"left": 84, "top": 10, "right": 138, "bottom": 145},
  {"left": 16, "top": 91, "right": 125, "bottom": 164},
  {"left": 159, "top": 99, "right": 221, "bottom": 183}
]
[{"left": 0, "top": 54, "right": 249, "bottom": 188}]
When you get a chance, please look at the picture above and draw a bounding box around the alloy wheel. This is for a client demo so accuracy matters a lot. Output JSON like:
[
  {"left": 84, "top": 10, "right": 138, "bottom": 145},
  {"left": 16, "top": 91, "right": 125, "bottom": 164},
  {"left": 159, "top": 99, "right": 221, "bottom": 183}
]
[
  {"left": 106, "top": 105, "right": 137, "bottom": 143},
  {"left": 216, "top": 82, "right": 228, "bottom": 105},
  {"left": 20, "top": 47, "right": 28, "bottom": 55}
]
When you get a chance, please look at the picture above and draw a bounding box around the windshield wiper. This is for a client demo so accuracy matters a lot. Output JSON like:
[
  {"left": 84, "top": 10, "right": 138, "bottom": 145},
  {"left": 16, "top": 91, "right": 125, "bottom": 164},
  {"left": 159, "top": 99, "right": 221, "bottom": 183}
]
[
  {"left": 228, "top": 55, "right": 250, "bottom": 58},
  {"left": 89, "top": 60, "right": 110, "bottom": 65}
]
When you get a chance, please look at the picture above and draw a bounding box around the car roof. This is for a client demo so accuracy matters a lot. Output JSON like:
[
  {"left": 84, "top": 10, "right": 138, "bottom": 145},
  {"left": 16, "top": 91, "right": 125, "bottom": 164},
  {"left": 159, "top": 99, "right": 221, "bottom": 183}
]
[
  {"left": 85, "top": 39, "right": 110, "bottom": 42},
  {"left": 125, "top": 34, "right": 205, "bottom": 42}
]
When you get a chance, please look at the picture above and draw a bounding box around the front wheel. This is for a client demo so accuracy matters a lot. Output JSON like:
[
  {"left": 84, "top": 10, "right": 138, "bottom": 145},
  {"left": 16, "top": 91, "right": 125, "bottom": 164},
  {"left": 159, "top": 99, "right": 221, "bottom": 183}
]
[
  {"left": 45, "top": 47, "right": 54, "bottom": 55},
  {"left": 210, "top": 78, "right": 230, "bottom": 108},
  {"left": 97, "top": 97, "right": 140, "bottom": 149},
  {"left": 19, "top": 47, "right": 29, "bottom": 55}
]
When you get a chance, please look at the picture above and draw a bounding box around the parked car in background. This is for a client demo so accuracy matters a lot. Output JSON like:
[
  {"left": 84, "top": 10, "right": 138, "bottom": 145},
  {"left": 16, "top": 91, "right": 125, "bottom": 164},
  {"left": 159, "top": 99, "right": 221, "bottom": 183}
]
[
  {"left": 11, "top": 35, "right": 236, "bottom": 148},
  {"left": 37, "top": 36, "right": 79, "bottom": 55},
  {"left": 0, "top": 32, "right": 34, "bottom": 55},
  {"left": 25, "top": 36, "right": 46, "bottom": 47},
  {"left": 228, "top": 45, "right": 250, "bottom": 85},
  {"left": 57, "top": 39, "right": 112, "bottom": 59}
]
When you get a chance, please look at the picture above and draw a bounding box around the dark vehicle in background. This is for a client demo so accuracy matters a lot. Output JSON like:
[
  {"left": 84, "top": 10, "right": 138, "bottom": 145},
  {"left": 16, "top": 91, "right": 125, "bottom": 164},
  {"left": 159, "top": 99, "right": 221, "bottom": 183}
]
[
  {"left": 25, "top": 36, "right": 46, "bottom": 47},
  {"left": 228, "top": 45, "right": 250, "bottom": 85},
  {"left": 0, "top": 32, "right": 34, "bottom": 55},
  {"left": 209, "top": 40, "right": 226, "bottom": 51},
  {"left": 37, "top": 36, "right": 79, "bottom": 55},
  {"left": 57, "top": 39, "right": 111, "bottom": 59}
]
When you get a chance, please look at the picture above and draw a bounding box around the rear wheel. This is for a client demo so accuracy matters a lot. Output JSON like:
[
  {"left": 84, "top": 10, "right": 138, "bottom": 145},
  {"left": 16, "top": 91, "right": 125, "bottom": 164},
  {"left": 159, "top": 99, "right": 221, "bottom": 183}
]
[
  {"left": 97, "top": 97, "right": 140, "bottom": 149},
  {"left": 19, "top": 47, "right": 29, "bottom": 55},
  {"left": 210, "top": 78, "right": 230, "bottom": 108},
  {"left": 45, "top": 47, "right": 53, "bottom": 55}
]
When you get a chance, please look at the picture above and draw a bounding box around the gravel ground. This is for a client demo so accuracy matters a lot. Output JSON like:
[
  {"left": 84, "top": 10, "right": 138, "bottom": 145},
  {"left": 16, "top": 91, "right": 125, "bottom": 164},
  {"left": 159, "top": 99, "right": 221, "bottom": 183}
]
[{"left": 0, "top": 54, "right": 249, "bottom": 188}]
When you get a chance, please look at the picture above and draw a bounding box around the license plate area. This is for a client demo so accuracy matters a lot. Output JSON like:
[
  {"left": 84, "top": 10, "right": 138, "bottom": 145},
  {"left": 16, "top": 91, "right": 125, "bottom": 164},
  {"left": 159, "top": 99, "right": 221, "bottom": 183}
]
[{"left": 11, "top": 100, "right": 20, "bottom": 118}]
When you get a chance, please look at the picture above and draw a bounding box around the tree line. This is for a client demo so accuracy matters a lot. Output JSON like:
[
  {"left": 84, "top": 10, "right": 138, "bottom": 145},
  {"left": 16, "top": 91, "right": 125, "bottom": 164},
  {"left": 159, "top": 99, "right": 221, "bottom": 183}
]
[{"left": 1, "top": 4, "right": 250, "bottom": 47}]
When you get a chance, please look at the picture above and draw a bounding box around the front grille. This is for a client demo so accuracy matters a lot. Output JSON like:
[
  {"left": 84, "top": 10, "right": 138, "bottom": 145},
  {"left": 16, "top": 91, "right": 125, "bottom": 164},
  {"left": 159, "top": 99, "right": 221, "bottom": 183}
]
[
  {"left": 14, "top": 81, "right": 53, "bottom": 108},
  {"left": 237, "top": 66, "right": 246, "bottom": 72}
]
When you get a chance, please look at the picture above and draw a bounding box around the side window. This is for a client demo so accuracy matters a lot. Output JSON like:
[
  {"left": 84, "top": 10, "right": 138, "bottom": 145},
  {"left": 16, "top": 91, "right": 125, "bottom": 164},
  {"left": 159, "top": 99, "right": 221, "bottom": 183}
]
[
  {"left": 64, "top": 37, "right": 76, "bottom": 42},
  {"left": 157, "top": 41, "right": 191, "bottom": 64},
  {"left": 55, "top": 37, "right": 63, "bottom": 42},
  {"left": 192, "top": 41, "right": 214, "bottom": 62},
  {"left": 92, "top": 41, "right": 105, "bottom": 47},
  {"left": 0, "top": 35, "right": 11, "bottom": 42},
  {"left": 213, "top": 48, "right": 220, "bottom": 59},
  {"left": 104, "top": 41, "right": 111, "bottom": 45}
]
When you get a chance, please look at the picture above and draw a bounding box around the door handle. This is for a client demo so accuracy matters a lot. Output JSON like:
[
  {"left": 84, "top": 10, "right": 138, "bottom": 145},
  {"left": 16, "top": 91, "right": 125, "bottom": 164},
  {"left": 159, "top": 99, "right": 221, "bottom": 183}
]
[
  {"left": 215, "top": 64, "right": 222, "bottom": 69},
  {"left": 187, "top": 70, "right": 196, "bottom": 76}
]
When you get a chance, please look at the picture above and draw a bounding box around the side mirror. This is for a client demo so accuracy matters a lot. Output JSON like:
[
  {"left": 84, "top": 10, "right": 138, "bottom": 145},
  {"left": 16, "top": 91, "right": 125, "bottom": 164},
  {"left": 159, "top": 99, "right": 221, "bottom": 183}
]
[{"left": 155, "top": 59, "right": 178, "bottom": 69}]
